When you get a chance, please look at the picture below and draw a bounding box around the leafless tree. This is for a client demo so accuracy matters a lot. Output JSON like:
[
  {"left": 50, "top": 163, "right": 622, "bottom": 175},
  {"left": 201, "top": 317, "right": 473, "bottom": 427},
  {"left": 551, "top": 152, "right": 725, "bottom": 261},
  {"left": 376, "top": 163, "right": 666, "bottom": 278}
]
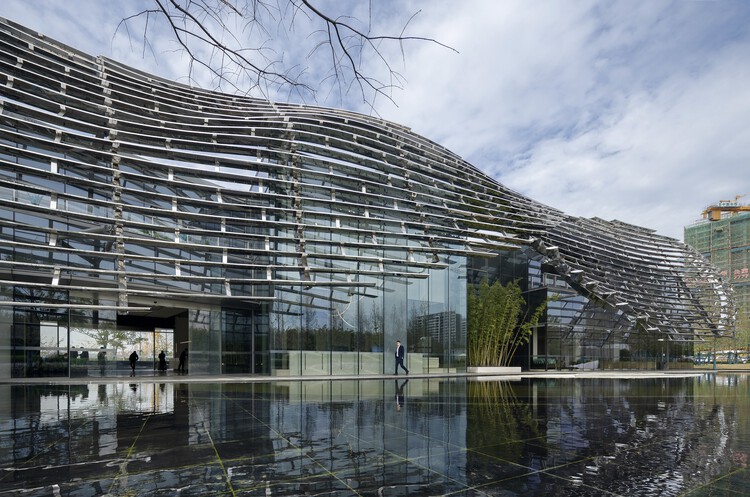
[{"left": 117, "top": 0, "right": 454, "bottom": 110}]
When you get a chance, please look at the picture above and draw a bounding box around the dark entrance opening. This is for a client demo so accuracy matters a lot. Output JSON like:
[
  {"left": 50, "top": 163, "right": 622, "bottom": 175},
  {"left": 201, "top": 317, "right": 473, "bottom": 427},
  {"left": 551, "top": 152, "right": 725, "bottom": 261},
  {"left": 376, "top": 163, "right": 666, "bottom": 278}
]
[{"left": 118, "top": 307, "right": 189, "bottom": 372}]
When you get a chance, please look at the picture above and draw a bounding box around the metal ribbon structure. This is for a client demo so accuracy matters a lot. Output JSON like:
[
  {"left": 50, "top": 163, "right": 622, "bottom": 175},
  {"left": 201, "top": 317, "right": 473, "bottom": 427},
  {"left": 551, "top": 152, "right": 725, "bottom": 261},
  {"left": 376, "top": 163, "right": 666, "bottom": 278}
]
[{"left": 0, "top": 18, "right": 735, "bottom": 349}]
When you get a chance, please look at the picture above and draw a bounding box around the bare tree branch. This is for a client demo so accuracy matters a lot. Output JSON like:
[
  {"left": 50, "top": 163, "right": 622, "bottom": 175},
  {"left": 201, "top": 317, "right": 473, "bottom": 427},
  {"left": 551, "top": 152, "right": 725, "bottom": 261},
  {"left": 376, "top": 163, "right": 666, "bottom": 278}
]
[{"left": 115, "top": 0, "right": 457, "bottom": 109}]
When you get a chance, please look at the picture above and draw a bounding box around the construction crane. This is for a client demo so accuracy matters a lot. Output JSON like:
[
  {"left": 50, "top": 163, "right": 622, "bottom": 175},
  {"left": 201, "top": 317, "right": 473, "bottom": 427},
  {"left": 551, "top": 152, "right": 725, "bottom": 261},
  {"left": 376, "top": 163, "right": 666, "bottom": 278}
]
[{"left": 702, "top": 194, "right": 750, "bottom": 221}]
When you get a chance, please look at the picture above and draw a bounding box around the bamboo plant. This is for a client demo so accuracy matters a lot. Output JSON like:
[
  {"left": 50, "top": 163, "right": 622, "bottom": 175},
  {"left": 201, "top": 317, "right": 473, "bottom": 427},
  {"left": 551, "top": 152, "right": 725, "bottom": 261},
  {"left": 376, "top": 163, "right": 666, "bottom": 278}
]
[{"left": 467, "top": 278, "right": 547, "bottom": 367}]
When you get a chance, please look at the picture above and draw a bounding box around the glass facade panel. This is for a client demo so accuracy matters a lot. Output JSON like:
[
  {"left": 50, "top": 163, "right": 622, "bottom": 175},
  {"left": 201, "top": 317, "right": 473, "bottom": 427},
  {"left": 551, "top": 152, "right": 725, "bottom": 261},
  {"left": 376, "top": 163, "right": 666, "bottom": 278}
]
[
  {"left": 384, "top": 275, "right": 408, "bottom": 376},
  {"left": 447, "top": 251, "right": 467, "bottom": 373},
  {"left": 358, "top": 274, "right": 384, "bottom": 375}
]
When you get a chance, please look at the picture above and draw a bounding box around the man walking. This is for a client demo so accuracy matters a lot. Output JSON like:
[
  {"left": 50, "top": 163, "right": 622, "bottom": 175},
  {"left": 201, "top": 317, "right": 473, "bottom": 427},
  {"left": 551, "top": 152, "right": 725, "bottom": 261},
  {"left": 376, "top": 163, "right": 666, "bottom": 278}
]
[
  {"left": 129, "top": 350, "right": 139, "bottom": 375},
  {"left": 394, "top": 340, "right": 409, "bottom": 375}
]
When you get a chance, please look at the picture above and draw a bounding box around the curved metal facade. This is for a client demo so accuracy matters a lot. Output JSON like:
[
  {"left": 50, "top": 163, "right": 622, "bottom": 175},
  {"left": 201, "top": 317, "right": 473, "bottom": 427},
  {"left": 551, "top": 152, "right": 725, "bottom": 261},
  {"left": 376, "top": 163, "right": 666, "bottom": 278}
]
[{"left": 0, "top": 19, "right": 734, "bottom": 377}]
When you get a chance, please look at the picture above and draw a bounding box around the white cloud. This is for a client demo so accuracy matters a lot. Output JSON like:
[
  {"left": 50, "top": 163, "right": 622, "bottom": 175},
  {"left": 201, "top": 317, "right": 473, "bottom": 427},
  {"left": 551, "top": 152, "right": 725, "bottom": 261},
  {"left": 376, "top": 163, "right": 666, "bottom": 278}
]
[
  {"left": 498, "top": 17, "right": 750, "bottom": 238},
  {"left": 370, "top": 1, "right": 750, "bottom": 239}
]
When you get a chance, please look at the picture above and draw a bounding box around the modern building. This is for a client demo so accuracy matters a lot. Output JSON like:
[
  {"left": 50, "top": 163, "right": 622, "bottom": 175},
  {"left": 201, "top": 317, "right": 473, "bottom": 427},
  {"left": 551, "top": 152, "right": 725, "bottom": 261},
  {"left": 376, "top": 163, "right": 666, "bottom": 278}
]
[
  {"left": 685, "top": 197, "right": 750, "bottom": 325},
  {"left": 0, "top": 19, "right": 735, "bottom": 379}
]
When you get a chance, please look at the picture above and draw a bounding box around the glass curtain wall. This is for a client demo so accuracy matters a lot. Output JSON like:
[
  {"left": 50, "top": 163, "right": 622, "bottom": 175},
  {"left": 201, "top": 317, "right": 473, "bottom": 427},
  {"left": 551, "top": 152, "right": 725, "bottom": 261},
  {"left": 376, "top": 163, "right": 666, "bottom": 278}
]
[
  {"left": 382, "top": 229, "right": 409, "bottom": 375},
  {"left": 448, "top": 251, "right": 467, "bottom": 373},
  {"left": 408, "top": 276, "right": 430, "bottom": 374},
  {"left": 5, "top": 301, "right": 181, "bottom": 378},
  {"left": 357, "top": 273, "right": 384, "bottom": 375},
  {"left": 188, "top": 307, "right": 221, "bottom": 374},
  {"left": 222, "top": 309, "right": 255, "bottom": 374}
]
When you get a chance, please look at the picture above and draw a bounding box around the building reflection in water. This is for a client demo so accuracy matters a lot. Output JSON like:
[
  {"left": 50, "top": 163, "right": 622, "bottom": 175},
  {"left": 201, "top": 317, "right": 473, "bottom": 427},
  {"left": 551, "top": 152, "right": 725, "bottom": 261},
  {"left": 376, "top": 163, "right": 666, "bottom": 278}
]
[{"left": 1, "top": 374, "right": 749, "bottom": 496}]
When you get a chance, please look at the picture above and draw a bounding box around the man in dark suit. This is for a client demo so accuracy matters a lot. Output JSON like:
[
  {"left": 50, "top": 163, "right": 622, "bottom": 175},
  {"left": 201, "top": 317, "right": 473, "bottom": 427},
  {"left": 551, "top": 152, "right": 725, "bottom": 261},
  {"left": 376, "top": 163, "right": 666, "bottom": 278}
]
[{"left": 394, "top": 340, "right": 409, "bottom": 375}]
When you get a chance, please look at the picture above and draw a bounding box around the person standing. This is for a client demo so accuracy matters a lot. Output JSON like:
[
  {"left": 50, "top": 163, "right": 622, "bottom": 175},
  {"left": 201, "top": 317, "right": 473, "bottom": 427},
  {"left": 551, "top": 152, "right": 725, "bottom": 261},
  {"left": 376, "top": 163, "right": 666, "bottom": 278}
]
[
  {"left": 129, "top": 350, "right": 139, "bottom": 375},
  {"left": 394, "top": 340, "right": 409, "bottom": 375},
  {"left": 97, "top": 347, "right": 106, "bottom": 375},
  {"left": 178, "top": 348, "right": 188, "bottom": 373},
  {"left": 158, "top": 350, "right": 167, "bottom": 372}
]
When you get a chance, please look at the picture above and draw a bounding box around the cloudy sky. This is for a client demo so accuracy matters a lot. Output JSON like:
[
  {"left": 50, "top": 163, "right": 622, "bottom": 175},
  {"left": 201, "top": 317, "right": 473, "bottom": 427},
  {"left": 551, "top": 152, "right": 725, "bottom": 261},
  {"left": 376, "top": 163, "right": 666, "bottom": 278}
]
[{"left": 2, "top": 0, "right": 749, "bottom": 240}]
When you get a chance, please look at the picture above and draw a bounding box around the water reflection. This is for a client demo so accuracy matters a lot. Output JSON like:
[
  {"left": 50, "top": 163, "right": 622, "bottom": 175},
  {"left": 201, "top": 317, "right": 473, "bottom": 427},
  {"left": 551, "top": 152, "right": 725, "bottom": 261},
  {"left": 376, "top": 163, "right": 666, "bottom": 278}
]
[{"left": 1, "top": 374, "right": 749, "bottom": 496}]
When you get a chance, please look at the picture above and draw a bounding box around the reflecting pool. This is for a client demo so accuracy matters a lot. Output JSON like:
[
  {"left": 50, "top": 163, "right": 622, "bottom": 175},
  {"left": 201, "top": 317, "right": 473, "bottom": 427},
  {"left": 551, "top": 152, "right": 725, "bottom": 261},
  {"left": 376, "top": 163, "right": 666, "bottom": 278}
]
[{"left": 1, "top": 374, "right": 749, "bottom": 496}]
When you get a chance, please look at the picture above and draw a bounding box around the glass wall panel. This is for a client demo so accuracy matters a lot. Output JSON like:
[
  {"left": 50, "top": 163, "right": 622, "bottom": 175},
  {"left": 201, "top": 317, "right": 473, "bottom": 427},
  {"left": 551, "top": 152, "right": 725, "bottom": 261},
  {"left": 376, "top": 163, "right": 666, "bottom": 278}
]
[
  {"left": 0, "top": 305, "right": 11, "bottom": 379},
  {"left": 425, "top": 267, "right": 449, "bottom": 373},
  {"left": 68, "top": 307, "right": 119, "bottom": 378},
  {"left": 384, "top": 275, "right": 408, "bottom": 375},
  {"left": 407, "top": 276, "right": 430, "bottom": 375},
  {"left": 329, "top": 228, "right": 359, "bottom": 375},
  {"left": 331, "top": 284, "right": 357, "bottom": 375},
  {"left": 188, "top": 307, "right": 222, "bottom": 374},
  {"left": 10, "top": 285, "right": 69, "bottom": 377},
  {"left": 40, "top": 320, "right": 68, "bottom": 375},
  {"left": 358, "top": 273, "right": 384, "bottom": 375},
  {"left": 254, "top": 304, "right": 270, "bottom": 375},
  {"left": 301, "top": 286, "right": 331, "bottom": 376},
  {"left": 448, "top": 252, "right": 467, "bottom": 372},
  {"left": 222, "top": 309, "right": 254, "bottom": 374},
  {"left": 271, "top": 289, "right": 302, "bottom": 376}
]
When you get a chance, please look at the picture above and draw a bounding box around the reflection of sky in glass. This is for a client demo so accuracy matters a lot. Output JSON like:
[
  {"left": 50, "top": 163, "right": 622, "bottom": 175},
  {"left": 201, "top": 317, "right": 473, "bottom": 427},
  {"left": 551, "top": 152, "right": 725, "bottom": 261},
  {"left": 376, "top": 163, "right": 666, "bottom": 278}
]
[{"left": 130, "top": 152, "right": 270, "bottom": 193}]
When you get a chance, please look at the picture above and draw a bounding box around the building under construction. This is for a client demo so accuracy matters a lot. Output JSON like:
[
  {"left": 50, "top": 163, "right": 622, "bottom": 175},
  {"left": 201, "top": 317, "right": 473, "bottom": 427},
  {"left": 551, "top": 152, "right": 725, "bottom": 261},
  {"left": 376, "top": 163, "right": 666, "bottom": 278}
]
[{"left": 685, "top": 196, "right": 750, "bottom": 324}]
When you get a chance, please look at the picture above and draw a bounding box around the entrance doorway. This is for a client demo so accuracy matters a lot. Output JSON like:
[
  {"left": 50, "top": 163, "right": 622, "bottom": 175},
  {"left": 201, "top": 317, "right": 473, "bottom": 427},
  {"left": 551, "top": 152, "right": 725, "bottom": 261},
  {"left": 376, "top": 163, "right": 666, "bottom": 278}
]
[
  {"left": 116, "top": 308, "right": 188, "bottom": 375},
  {"left": 107, "top": 327, "right": 174, "bottom": 375}
]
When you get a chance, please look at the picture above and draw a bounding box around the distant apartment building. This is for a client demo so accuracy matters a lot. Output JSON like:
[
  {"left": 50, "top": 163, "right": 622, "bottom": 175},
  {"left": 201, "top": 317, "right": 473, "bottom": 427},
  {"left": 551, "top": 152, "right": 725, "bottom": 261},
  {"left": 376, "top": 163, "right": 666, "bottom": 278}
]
[{"left": 685, "top": 197, "right": 750, "bottom": 324}]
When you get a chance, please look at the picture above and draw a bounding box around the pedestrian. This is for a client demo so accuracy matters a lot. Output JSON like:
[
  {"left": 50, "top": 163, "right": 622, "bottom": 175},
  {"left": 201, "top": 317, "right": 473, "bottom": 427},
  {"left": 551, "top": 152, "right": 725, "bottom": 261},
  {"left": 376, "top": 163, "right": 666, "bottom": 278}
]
[
  {"left": 129, "top": 350, "right": 139, "bottom": 375},
  {"left": 98, "top": 348, "right": 106, "bottom": 375},
  {"left": 178, "top": 348, "right": 188, "bottom": 373},
  {"left": 158, "top": 350, "right": 167, "bottom": 372},
  {"left": 394, "top": 340, "right": 409, "bottom": 375}
]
